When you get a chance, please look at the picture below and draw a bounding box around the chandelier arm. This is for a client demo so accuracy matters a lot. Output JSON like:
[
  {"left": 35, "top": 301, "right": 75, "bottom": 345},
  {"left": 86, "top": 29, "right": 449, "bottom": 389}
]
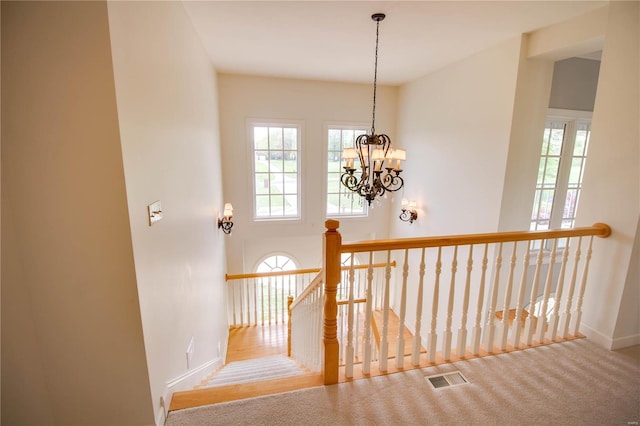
[{"left": 381, "top": 173, "right": 404, "bottom": 192}]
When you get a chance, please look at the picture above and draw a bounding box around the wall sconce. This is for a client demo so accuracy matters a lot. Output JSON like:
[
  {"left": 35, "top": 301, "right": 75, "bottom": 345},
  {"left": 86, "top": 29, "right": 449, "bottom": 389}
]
[
  {"left": 399, "top": 199, "right": 418, "bottom": 224},
  {"left": 218, "top": 203, "right": 234, "bottom": 234}
]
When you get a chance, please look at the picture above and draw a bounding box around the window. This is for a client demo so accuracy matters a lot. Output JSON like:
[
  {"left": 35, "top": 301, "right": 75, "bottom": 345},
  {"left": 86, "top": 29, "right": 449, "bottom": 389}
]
[
  {"left": 256, "top": 254, "right": 297, "bottom": 273},
  {"left": 327, "top": 126, "right": 368, "bottom": 216},
  {"left": 252, "top": 123, "right": 300, "bottom": 219},
  {"left": 530, "top": 111, "right": 591, "bottom": 232}
]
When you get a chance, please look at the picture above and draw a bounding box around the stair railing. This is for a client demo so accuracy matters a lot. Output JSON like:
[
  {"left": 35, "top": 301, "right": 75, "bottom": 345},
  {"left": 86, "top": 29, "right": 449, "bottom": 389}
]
[
  {"left": 226, "top": 268, "right": 322, "bottom": 327},
  {"left": 322, "top": 220, "right": 611, "bottom": 384},
  {"left": 286, "top": 260, "right": 396, "bottom": 372}
]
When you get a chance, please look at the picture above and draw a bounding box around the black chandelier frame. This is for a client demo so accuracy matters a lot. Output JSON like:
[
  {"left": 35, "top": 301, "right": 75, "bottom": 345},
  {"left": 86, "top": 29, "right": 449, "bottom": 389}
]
[{"left": 340, "top": 13, "right": 405, "bottom": 206}]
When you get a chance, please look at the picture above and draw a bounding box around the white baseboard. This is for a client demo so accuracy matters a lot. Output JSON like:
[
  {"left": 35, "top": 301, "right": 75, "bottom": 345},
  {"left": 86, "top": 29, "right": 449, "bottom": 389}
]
[
  {"left": 611, "top": 333, "right": 640, "bottom": 350},
  {"left": 159, "top": 357, "right": 223, "bottom": 425},
  {"left": 579, "top": 323, "right": 640, "bottom": 350},
  {"left": 579, "top": 323, "right": 613, "bottom": 349}
]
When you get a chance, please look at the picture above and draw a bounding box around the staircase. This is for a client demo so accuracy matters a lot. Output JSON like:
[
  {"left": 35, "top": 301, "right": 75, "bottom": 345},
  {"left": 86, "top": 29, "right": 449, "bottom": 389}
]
[{"left": 201, "top": 355, "right": 306, "bottom": 388}]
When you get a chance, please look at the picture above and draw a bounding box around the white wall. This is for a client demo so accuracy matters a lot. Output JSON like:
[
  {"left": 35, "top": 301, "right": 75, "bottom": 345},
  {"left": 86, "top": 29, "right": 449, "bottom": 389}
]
[
  {"left": 217, "top": 74, "right": 398, "bottom": 273},
  {"left": 575, "top": 1, "right": 640, "bottom": 349},
  {"left": 395, "top": 36, "right": 522, "bottom": 239},
  {"left": 107, "top": 2, "right": 228, "bottom": 423},
  {"left": 1, "top": 2, "right": 154, "bottom": 424}
]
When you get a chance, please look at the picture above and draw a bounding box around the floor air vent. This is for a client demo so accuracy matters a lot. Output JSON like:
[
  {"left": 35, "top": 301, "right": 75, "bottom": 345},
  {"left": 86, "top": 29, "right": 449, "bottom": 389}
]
[{"left": 426, "top": 371, "right": 469, "bottom": 389}]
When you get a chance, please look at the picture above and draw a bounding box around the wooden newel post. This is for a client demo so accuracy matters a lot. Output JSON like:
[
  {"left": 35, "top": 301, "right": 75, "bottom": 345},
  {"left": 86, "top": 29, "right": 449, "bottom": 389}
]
[{"left": 323, "top": 219, "right": 341, "bottom": 385}]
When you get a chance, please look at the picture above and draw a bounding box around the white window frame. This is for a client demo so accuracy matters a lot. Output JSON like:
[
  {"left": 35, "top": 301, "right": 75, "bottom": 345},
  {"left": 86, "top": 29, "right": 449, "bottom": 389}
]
[
  {"left": 325, "top": 123, "right": 369, "bottom": 218},
  {"left": 530, "top": 109, "right": 592, "bottom": 248},
  {"left": 249, "top": 120, "right": 303, "bottom": 221}
]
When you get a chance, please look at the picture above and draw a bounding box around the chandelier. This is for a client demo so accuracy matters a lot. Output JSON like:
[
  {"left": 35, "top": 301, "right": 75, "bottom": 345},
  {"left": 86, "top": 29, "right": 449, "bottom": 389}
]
[{"left": 341, "top": 13, "right": 406, "bottom": 206}]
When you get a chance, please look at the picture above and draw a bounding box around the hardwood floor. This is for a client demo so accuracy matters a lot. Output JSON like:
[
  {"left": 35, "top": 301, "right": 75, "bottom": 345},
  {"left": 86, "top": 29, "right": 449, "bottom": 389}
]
[{"left": 226, "top": 323, "right": 288, "bottom": 362}]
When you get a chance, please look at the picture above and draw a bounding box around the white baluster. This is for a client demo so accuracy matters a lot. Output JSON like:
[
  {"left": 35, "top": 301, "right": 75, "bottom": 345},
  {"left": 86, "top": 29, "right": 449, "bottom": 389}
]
[
  {"left": 261, "top": 278, "right": 266, "bottom": 326},
  {"left": 362, "top": 252, "right": 374, "bottom": 375},
  {"left": 499, "top": 242, "right": 518, "bottom": 351},
  {"left": 549, "top": 238, "right": 570, "bottom": 340},
  {"left": 412, "top": 248, "right": 427, "bottom": 366},
  {"left": 427, "top": 247, "right": 442, "bottom": 363},
  {"left": 573, "top": 236, "right": 593, "bottom": 335},
  {"left": 230, "top": 280, "right": 237, "bottom": 327},
  {"left": 471, "top": 244, "right": 489, "bottom": 355},
  {"left": 560, "top": 237, "right": 582, "bottom": 338},
  {"left": 484, "top": 243, "right": 503, "bottom": 353},
  {"left": 346, "top": 256, "right": 356, "bottom": 378},
  {"left": 511, "top": 242, "right": 531, "bottom": 348},
  {"left": 538, "top": 239, "right": 558, "bottom": 343},
  {"left": 456, "top": 245, "right": 473, "bottom": 358},
  {"left": 379, "top": 251, "right": 392, "bottom": 372},
  {"left": 253, "top": 278, "right": 258, "bottom": 326},
  {"left": 281, "top": 276, "right": 285, "bottom": 324},
  {"left": 443, "top": 246, "right": 458, "bottom": 361},
  {"left": 396, "top": 249, "right": 409, "bottom": 368},
  {"left": 524, "top": 240, "right": 545, "bottom": 346}
]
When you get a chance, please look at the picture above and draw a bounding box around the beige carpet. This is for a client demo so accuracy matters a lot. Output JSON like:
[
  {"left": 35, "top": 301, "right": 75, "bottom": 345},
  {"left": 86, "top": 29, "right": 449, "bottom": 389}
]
[{"left": 166, "top": 339, "right": 640, "bottom": 425}]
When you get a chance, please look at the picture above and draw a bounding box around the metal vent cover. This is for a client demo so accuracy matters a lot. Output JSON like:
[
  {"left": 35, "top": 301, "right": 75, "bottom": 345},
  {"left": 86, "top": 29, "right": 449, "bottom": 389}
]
[{"left": 425, "top": 371, "right": 469, "bottom": 389}]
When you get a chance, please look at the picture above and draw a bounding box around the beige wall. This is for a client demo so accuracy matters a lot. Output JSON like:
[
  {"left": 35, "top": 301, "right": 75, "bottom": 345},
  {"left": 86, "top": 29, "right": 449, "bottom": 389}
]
[
  {"left": 1, "top": 2, "right": 153, "bottom": 424},
  {"left": 395, "top": 36, "right": 522, "bottom": 238},
  {"left": 576, "top": 1, "right": 639, "bottom": 349},
  {"left": 107, "top": 2, "right": 228, "bottom": 423},
  {"left": 217, "top": 74, "right": 397, "bottom": 274}
]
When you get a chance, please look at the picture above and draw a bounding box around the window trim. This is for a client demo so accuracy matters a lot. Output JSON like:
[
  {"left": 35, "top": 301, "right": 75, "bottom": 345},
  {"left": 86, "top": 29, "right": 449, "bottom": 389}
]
[
  {"left": 248, "top": 119, "right": 304, "bottom": 222},
  {"left": 324, "top": 122, "right": 370, "bottom": 218}
]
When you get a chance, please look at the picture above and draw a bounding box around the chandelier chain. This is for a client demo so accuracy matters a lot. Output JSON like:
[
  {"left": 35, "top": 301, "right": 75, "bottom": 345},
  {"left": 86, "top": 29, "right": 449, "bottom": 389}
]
[{"left": 371, "top": 18, "right": 380, "bottom": 136}]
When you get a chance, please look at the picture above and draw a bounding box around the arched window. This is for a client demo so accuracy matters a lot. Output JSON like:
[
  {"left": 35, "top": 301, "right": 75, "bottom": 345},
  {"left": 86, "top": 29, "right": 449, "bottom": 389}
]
[
  {"left": 256, "top": 254, "right": 297, "bottom": 273},
  {"left": 254, "top": 254, "right": 298, "bottom": 325}
]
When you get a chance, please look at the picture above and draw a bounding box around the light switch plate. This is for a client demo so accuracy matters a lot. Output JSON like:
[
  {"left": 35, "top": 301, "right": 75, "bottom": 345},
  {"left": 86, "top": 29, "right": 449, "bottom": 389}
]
[{"left": 148, "top": 200, "right": 162, "bottom": 226}]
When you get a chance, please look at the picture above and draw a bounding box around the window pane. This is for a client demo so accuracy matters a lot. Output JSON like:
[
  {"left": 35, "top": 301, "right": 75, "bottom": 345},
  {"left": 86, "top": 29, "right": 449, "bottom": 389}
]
[
  {"left": 283, "top": 173, "right": 297, "bottom": 194},
  {"left": 254, "top": 127, "right": 268, "bottom": 149},
  {"left": 283, "top": 128, "right": 297, "bottom": 150},
  {"left": 541, "top": 128, "right": 550, "bottom": 154},
  {"left": 563, "top": 189, "right": 578, "bottom": 218},
  {"left": 569, "top": 158, "right": 584, "bottom": 184},
  {"left": 269, "top": 127, "right": 283, "bottom": 150},
  {"left": 536, "top": 158, "right": 547, "bottom": 185},
  {"left": 542, "top": 157, "right": 560, "bottom": 186},
  {"left": 270, "top": 195, "right": 284, "bottom": 216},
  {"left": 549, "top": 127, "right": 565, "bottom": 155},
  {"left": 539, "top": 189, "right": 555, "bottom": 220},
  {"left": 255, "top": 195, "right": 270, "bottom": 217},
  {"left": 255, "top": 173, "right": 269, "bottom": 194},
  {"left": 284, "top": 152, "right": 297, "bottom": 172}
]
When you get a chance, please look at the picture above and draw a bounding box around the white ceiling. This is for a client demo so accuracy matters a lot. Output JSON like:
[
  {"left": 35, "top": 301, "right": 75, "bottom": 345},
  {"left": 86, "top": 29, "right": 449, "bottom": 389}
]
[{"left": 182, "top": 1, "right": 607, "bottom": 85}]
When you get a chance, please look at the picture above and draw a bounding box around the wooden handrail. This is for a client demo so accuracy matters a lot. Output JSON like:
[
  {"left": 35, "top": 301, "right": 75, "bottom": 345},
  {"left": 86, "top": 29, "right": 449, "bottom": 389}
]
[
  {"left": 341, "top": 223, "right": 611, "bottom": 253},
  {"left": 226, "top": 261, "right": 397, "bottom": 281},
  {"left": 289, "top": 273, "right": 323, "bottom": 311}
]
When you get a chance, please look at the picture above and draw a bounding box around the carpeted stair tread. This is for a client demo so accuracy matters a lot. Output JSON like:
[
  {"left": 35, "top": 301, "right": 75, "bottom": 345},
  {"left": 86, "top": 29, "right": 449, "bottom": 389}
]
[{"left": 202, "top": 355, "right": 305, "bottom": 388}]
